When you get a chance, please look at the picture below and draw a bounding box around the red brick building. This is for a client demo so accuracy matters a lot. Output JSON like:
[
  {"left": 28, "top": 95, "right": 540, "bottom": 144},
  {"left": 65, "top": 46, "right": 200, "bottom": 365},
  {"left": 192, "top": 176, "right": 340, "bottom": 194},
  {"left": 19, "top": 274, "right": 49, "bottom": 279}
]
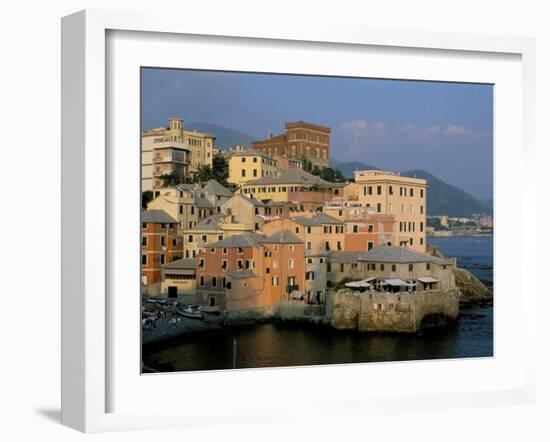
[
  {"left": 251, "top": 121, "right": 331, "bottom": 168},
  {"left": 141, "top": 210, "right": 184, "bottom": 286}
]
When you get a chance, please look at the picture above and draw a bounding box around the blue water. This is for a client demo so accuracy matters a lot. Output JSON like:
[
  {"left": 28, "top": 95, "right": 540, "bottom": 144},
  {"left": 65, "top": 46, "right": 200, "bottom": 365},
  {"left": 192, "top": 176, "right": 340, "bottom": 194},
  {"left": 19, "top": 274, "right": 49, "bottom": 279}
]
[
  {"left": 428, "top": 236, "right": 493, "bottom": 287},
  {"left": 143, "top": 236, "right": 494, "bottom": 372}
]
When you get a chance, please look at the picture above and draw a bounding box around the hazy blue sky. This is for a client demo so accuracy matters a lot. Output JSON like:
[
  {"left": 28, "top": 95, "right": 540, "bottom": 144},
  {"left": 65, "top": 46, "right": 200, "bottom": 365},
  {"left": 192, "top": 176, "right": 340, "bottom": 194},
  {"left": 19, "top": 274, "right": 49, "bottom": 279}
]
[{"left": 141, "top": 68, "right": 493, "bottom": 199}]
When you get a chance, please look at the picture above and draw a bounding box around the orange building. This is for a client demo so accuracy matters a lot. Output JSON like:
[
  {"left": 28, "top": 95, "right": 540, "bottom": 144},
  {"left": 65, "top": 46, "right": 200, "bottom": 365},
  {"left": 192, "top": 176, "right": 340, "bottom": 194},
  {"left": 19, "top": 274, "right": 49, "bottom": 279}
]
[
  {"left": 251, "top": 121, "right": 331, "bottom": 168},
  {"left": 141, "top": 210, "right": 183, "bottom": 286},
  {"left": 195, "top": 231, "right": 305, "bottom": 312}
]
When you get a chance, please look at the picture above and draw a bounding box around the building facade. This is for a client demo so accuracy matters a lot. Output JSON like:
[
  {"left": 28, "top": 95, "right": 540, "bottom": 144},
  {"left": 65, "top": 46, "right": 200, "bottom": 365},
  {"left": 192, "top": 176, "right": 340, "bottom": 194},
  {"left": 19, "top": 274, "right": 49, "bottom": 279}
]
[
  {"left": 227, "top": 149, "right": 278, "bottom": 187},
  {"left": 141, "top": 117, "right": 215, "bottom": 190},
  {"left": 251, "top": 121, "right": 331, "bottom": 169},
  {"left": 141, "top": 210, "right": 183, "bottom": 286},
  {"left": 353, "top": 170, "right": 428, "bottom": 252}
]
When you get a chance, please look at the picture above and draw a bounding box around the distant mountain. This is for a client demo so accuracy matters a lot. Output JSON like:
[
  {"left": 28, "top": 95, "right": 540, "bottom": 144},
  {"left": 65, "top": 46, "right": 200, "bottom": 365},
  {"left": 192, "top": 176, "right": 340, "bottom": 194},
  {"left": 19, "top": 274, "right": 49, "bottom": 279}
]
[
  {"left": 480, "top": 197, "right": 493, "bottom": 211},
  {"left": 330, "top": 160, "right": 379, "bottom": 176},
  {"left": 186, "top": 122, "right": 257, "bottom": 149},
  {"left": 400, "top": 170, "right": 491, "bottom": 217}
]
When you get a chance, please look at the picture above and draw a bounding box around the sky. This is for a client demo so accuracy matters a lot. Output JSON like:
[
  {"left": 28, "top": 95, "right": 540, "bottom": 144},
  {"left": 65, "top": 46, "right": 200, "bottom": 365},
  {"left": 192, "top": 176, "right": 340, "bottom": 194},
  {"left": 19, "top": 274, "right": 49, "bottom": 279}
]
[{"left": 141, "top": 68, "right": 493, "bottom": 199}]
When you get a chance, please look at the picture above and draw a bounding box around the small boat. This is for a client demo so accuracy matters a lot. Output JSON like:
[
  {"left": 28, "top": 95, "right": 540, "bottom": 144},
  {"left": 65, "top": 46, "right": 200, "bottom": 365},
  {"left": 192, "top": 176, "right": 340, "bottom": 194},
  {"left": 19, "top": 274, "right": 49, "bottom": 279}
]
[{"left": 177, "top": 305, "right": 202, "bottom": 319}]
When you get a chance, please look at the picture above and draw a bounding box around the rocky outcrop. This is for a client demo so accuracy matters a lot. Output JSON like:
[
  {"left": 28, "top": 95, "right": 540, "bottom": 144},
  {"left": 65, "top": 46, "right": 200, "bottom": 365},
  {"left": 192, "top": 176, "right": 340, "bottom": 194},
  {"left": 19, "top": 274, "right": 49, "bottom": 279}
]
[{"left": 452, "top": 267, "right": 493, "bottom": 305}]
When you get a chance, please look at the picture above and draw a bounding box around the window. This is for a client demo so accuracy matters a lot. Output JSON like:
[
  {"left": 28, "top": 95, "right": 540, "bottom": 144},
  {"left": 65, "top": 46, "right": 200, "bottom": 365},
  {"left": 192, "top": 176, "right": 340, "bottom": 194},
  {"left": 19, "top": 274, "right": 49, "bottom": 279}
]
[
  {"left": 272, "top": 276, "right": 279, "bottom": 286},
  {"left": 368, "top": 225, "right": 374, "bottom": 233},
  {"left": 288, "top": 259, "right": 294, "bottom": 269},
  {"left": 410, "top": 188, "right": 414, "bottom": 197},
  {"left": 325, "top": 241, "right": 330, "bottom": 251},
  {"left": 420, "top": 189, "right": 424, "bottom": 198},
  {"left": 198, "top": 258, "right": 205, "bottom": 269},
  {"left": 389, "top": 186, "right": 393, "bottom": 195},
  {"left": 420, "top": 222, "right": 424, "bottom": 232},
  {"left": 161, "top": 236, "right": 166, "bottom": 246},
  {"left": 306, "top": 241, "right": 312, "bottom": 250},
  {"left": 241, "top": 169, "right": 246, "bottom": 177},
  {"left": 218, "top": 234, "right": 223, "bottom": 241},
  {"left": 142, "top": 222, "right": 147, "bottom": 229},
  {"left": 289, "top": 245, "right": 295, "bottom": 252},
  {"left": 265, "top": 267, "right": 270, "bottom": 274},
  {"left": 241, "top": 157, "right": 246, "bottom": 163},
  {"left": 426, "top": 262, "right": 431, "bottom": 270},
  {"left": 191, "top": 206, "right": 195, "bottom": 215},
  {"left": 381, "top": 264, "right": 385, "bottom": 271},
  {"left": 221, "top": 260, "right": 228, "bottom": 270},
  {"left": 141, "top": 255, "right": 147, "bottom": 265},
  {"left": 179, "top": 205, "right": 183, "bottom": 214},
  {"left": 337, "top": 241, "right": 342, "bottom": 251},
  {"left": 306, "top": 271, "right": 315, "bottom": 281},
  {"left": 377, "top": 185, "right": 382, "bottom": 195},
  {"left": 188, "top": 235, "right": 193, "bottom": 243},
  {"left": 237, "top": 259, "right": 243, "bottom": 270},
  {"left": 368, "top": 242, "right": 374, "bottom": 250},
  {"left": 141, "top": 236, "right": 147, "bottom": 246},
  {"left": 160, "top": 254, "right": 165, "bottom": 265},
  {"left": 391, "top": 264, "right": 397, "bottom": 272},
  {"left": 420, "top": 205, "right": 424, "bottom": 214},
  {"left": 273, "top": 245, "right": 278, "bottom": 251},
  {"left": 307, "top": 227, "right": 311, "bottom": 234},
  {"left": 420, "top": 238, "right": 424, "bottom": 245},
  {"left": 307, "top": 258, "right": 313, "bottom": 264},
  {"left": 410, "top": 238, "right": 414, "bottom": 246},
  {"left": 199, "top": 276, "right": 205, "bottom": 287},
  {"left": 408, "top": 264, "right": 413, "bottom": 271},
  {"left": 319, "top": 258, "right": 324, "bottom": 263},
  {"left": 253, "top": 169, "right": 257, "bottom": 177},
  {"left": 172, "top": 238, "right": 177, "bottom": 246},
  {"left": 353, "top": 225, "right": 358, "bottom": 233},
  {"left": 202, "top": 235, "right": 207, "bottom": 243},
  {"left": 295, "top": 227, "right": 300, "bottom": 234},
  {"left": 367, "top": 186, "right": 373, "bottom": 195},
  {"left": 212, "top": 277, "right": 217, "bottom": 288},
  {"left": 222, "top": 247, "right": 228, "bottom": 255},
  {"left": 253, "top": 157, "right": 257, "bottom": 163},
  {"left": 376, "top": 203, "right": 382, "bottom": 213},
  {"left": 340, "top": 263, "right": 344, "bottom": 272},
  {"left": 273, "top": 260, "right": 278, "bottom": 269}
]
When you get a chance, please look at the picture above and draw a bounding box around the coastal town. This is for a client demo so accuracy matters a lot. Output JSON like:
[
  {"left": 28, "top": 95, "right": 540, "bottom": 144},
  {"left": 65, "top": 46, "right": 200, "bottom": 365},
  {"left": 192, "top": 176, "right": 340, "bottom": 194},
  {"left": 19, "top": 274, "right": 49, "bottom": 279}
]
[{"left": 141, "top": 117, "right": 491, "bottom": 344}]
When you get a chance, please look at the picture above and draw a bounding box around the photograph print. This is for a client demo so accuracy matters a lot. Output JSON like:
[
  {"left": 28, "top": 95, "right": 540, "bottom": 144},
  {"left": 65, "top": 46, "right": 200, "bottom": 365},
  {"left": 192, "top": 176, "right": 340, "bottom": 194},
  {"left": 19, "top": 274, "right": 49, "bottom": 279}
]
[{"left": 140, "top": 68, "right": 493, "bottom": 373}]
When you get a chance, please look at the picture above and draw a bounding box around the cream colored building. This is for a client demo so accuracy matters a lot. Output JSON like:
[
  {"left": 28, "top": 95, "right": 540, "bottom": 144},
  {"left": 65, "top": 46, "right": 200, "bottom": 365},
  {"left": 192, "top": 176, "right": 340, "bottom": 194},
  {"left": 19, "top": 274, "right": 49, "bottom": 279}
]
[
  {"left": 353, "top": 170, "right": 428, "bottom": 252},
  {"left": 228, "top": 149, "right": 278, "bottom": 187},
  {"left": 141, "top": 117, "right": 215, "bottom": 190}
]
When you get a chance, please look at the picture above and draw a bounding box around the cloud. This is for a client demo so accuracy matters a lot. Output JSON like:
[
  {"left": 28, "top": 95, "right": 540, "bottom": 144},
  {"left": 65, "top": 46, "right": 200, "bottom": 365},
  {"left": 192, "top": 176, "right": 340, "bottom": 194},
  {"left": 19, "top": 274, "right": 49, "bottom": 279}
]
[{"left": 444, "top": 123, "right": 468, "bottom": 135}]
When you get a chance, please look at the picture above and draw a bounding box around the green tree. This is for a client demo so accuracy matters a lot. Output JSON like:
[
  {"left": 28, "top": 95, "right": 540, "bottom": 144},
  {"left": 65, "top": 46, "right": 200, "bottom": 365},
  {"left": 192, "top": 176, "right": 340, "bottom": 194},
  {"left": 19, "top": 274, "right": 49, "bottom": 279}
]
[
  {"left": 141, "top": 190, "right": 154, "bottom": 209},
  {"left": 212, "top": 153, "right": 229, "bottom": 186},
  {"left": 194, "top": 164, "right": 214, "bottom": 183},
  {"left": 159, "top": 170, "right": 191, "bottom": 187}
]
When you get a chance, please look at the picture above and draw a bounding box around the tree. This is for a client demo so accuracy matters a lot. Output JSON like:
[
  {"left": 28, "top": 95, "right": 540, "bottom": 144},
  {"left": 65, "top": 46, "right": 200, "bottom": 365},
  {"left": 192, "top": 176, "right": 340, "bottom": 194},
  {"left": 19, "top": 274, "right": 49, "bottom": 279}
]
[
  {"left": 141, "top": 190, "right": 154, "bottom": 209},
  {"left": 194, "top": 165, "right": 214, "bottom": 183},
  {"left": 212, "top": 153, "right": 229, "bottom": 186},
  {"left": 159, "top": 170, "right": 191, "bottom": 187}
]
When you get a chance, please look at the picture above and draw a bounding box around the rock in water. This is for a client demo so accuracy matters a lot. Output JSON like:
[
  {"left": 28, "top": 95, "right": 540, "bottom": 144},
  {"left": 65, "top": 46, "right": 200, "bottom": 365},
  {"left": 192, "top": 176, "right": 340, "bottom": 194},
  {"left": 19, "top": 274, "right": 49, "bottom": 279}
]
[{"left": 452, "top": 267, "right": 493, "bottom": 305}]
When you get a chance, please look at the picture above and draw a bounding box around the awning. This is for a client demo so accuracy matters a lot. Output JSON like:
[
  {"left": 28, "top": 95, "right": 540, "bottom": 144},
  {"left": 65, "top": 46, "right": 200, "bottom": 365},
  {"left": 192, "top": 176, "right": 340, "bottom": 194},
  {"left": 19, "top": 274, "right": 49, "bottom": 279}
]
[
  {"left": 417, "top": 277, "right": 439, "bottom": 283},
  {"left": 345, "top": 278, "right": 376, "bottom": 288},
  {"left": 384, "top": 279, "right": 415, "bottom": 287}
]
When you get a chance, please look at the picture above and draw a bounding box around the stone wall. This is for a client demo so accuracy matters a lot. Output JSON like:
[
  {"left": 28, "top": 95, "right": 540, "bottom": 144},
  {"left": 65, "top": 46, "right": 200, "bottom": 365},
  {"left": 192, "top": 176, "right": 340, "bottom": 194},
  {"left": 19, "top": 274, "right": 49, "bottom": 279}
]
[{"left": 330, "top": 289, "right": 459, "bottom": 333}]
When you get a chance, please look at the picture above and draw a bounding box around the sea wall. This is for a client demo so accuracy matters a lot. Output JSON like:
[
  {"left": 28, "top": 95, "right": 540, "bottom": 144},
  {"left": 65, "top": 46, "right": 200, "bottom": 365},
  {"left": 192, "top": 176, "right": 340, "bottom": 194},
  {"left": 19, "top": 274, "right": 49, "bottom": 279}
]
[{"left": 330, "top": 289, "right": 460, "bottom": 333}]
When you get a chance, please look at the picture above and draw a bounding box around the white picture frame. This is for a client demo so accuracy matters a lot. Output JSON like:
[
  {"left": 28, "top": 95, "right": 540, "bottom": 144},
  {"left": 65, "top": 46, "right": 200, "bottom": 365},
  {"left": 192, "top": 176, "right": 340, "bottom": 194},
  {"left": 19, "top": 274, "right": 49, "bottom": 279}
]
[{"left": 61, "top": 9, "right": 537, "bottom": 433}]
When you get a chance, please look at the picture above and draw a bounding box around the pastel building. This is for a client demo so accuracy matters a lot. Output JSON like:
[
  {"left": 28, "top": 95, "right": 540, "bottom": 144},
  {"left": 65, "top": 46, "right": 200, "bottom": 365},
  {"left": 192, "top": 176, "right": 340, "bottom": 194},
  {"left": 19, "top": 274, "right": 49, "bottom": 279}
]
[
  {"left": 227, "top": 149, "right": 278, "bottom": 187},
  {"left": 195, "top": 231, "right": 305, "bottom": 312},
  {"left": 161, "top": 258, "right": 197, "bottom": 298},
  {"left": 141, "top": 210, "right": 183, "bottom": 286},
  {"left": 352, "top": 170, "right": 428, "bottom": 252},
  {"left": 141, "top": 117, "right": 215, "bottom": 190}
]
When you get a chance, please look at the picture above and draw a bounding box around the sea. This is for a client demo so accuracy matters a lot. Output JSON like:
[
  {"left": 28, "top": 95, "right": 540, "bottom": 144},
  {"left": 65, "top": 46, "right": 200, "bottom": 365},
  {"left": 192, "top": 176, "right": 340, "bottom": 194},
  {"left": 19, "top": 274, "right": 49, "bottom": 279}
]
[{"left": 143, "top": 235, "right": 494, "bottom": 372}]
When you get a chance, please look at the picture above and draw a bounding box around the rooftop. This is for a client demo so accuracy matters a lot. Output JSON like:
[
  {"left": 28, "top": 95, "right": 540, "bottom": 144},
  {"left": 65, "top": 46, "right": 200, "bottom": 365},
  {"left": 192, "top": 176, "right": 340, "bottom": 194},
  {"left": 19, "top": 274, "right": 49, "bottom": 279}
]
[
  {"left": 243, "top": 168, "right": 331, "bottom": 187},
  {"left": 291, "top": 213, "right": 343, "bottom": 226},
  {"left": 205, "top": 232, "right": 265, "bottom": 249},
  {"left": 359, "top": 246, "right": 453, "bottom": 265},
  {"left": 261, "top": 230, "right": 303, "bottom": 244},
  {"left": 141, "top": 210, "right": 178, "bottom": 224},
  {"left": 162, "top": 258, "right": 196, "bottom": 270}
]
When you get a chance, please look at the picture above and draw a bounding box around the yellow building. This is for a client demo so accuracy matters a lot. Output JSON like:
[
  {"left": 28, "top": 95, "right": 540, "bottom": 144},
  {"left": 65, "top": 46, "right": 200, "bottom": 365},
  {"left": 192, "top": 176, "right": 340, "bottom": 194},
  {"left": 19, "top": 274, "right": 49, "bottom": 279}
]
[
  {"left": 353, "top": 170, "right": 428, "bottom": 252},
  {"left": 228, "top": 149, "right": 278, "bottom": 187},
  {"left": 183, "top": 129, "right": 215, "bottom": 173},
  {"left": 161, "top": 258, "right": 197, "bottom": 298}
]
